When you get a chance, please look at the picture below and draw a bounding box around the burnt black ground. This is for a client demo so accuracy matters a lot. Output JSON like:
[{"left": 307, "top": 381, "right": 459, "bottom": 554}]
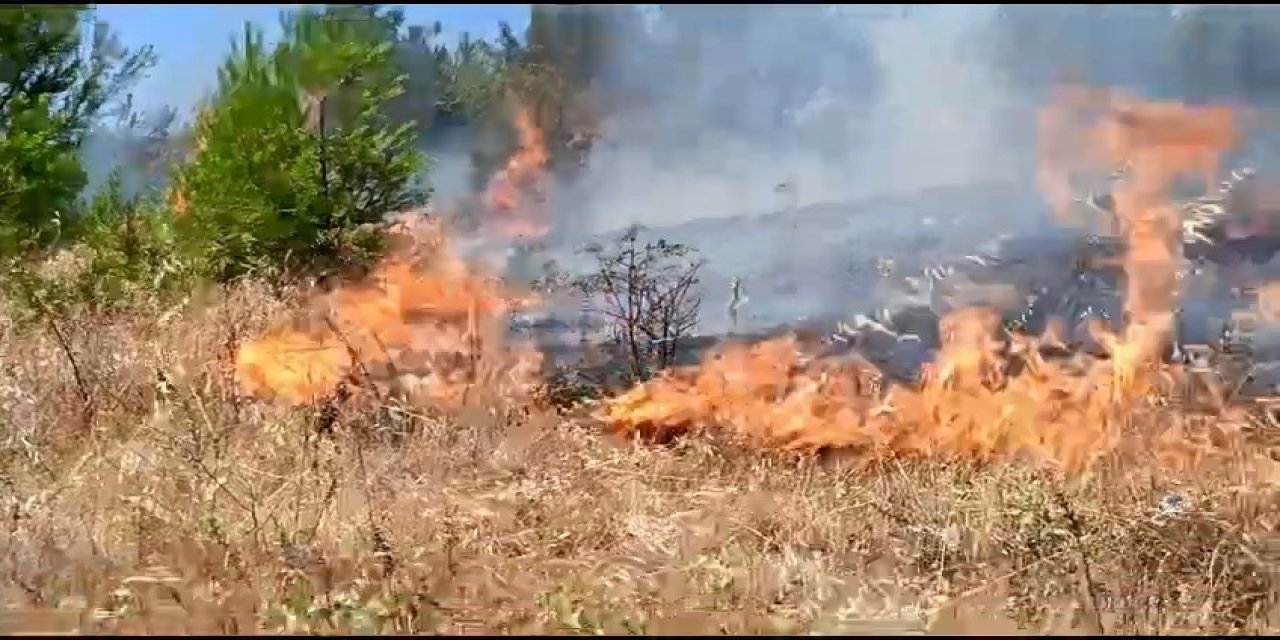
[{"left": 506, "top": 179, "right": 1280, "bottom": 392}]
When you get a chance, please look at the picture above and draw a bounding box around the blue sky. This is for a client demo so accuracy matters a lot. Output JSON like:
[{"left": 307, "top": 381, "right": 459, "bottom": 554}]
[{"left": 96, "top": 4, "right": 530, "bottom": 115}]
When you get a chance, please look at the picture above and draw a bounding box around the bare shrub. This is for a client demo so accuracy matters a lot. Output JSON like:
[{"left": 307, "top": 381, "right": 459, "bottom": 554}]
[{"left": 576, "top": 225, "right": 704, "bottom": 381}]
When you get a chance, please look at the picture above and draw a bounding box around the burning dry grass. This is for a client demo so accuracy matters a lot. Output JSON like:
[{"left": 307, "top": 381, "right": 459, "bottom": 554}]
[
  {"left": 233, "top": 218, "right": 543, "bottom": 409},
  {"left": 2, "top": 290, "right": 1280, "bottom": 635},
  {"left": 599, "top": 88, "right": 1248, "bottom": 476},
  {"left": 6, "top": 88, "right": 1280, "bottom": 634}
]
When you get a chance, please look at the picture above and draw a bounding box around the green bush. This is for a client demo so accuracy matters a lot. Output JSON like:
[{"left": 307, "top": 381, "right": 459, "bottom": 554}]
[
  {"left": 76, "top": 170, "right": 189, "bottom": 304},
  {"left": 172, "top": 9, "right": 426, "bottom": 283},
  {"left": 3, "top": 170, "right": 189, "bottom": 325},
  {"left": 0, "top": 6, "right": 154, "bottom": 259}
]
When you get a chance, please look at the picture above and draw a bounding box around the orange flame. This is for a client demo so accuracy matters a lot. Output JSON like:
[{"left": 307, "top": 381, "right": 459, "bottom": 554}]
[
  {"left": 483, "top": 105, "right": 552, "bottom": 241},
  {"left": 1258, "top": 282, "right": 1280, "bottom": 324},
  {"left": 598, "top": 88, "right": 1239, "bottom": 473},
  {"left": 235, "top": 218, "right": 542, "bottom": 407},
  {"left": 235, "top": 101, "right": 557, "bottom": 409}
]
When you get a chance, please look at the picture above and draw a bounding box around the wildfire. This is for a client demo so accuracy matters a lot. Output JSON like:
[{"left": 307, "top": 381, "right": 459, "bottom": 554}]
[
  {"left": 235, "top": 217, "right": 543, "bottom": 407},
  {"left": 598, "top": 88, "right": 1242, "bottom": 473},
  {"left": 483, "top": 105, "right": 553, "bottom": 241},
  {"left": 234, "top": 102, "right": 561, "bottom": 410},
  {"left": 232, "top": 87, "right": 1262, "bottom": 474}
]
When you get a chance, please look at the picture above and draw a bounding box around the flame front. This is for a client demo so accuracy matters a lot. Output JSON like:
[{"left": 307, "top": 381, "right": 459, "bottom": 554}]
[
  {"left": 233, "top": 89, "right": 1253, "bottom": 474},
  {"left": 235, "top": 218, "right": 542, "bottom": 407},
  {"left": 599, "top": 88, "right": 1239, "bottom": 473}
]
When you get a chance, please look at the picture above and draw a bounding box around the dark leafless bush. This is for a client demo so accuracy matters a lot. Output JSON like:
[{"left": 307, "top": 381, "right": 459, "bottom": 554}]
[{"left": 576, "top": 225, "right": 704, "bottom": 381}]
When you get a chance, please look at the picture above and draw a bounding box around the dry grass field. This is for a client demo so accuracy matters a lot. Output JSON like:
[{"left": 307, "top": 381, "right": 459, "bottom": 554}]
[
  {"left": 2, "top": 238, "right": 1280, "bottom": 637},
  {"left": 5, "top": 78, "right": 1280, "bottom": 637}
]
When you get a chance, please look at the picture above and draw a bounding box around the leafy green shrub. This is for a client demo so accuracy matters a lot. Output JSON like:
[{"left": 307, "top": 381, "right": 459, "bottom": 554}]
[
  {"left": 4, "top": 170, "right": 189, "bottom": 325},
  {"left": 76, "top": 170, "right": 189, "bottom": 305},
  {"left": 172, "top": 9, "right": 426, "bottom": 283},
  {"left": 0, "top": 6, "right": 154, "bottom": 259}
]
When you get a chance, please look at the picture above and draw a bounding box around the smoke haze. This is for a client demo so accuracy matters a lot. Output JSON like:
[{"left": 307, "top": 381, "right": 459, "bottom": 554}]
[{"left": 529, "top": 5, "right": 1280, "bottom": 333}]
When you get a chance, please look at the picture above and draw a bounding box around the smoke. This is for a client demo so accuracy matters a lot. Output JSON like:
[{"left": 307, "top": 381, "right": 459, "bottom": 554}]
[
  {"left": 538, "top": 5, "right": 1280, "bottom": 335},
  {"left": 81, "top": 106, "right": 183, "bottom": 202},
  {"left": 555, "top": 5, "right": 1034, "bottom": 239},
  {"left": 555, "top": 5, "right": 1280, "bottom": 238},
  {"left": 419, "top": 125, "right": 482, "bottom": 200}
]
